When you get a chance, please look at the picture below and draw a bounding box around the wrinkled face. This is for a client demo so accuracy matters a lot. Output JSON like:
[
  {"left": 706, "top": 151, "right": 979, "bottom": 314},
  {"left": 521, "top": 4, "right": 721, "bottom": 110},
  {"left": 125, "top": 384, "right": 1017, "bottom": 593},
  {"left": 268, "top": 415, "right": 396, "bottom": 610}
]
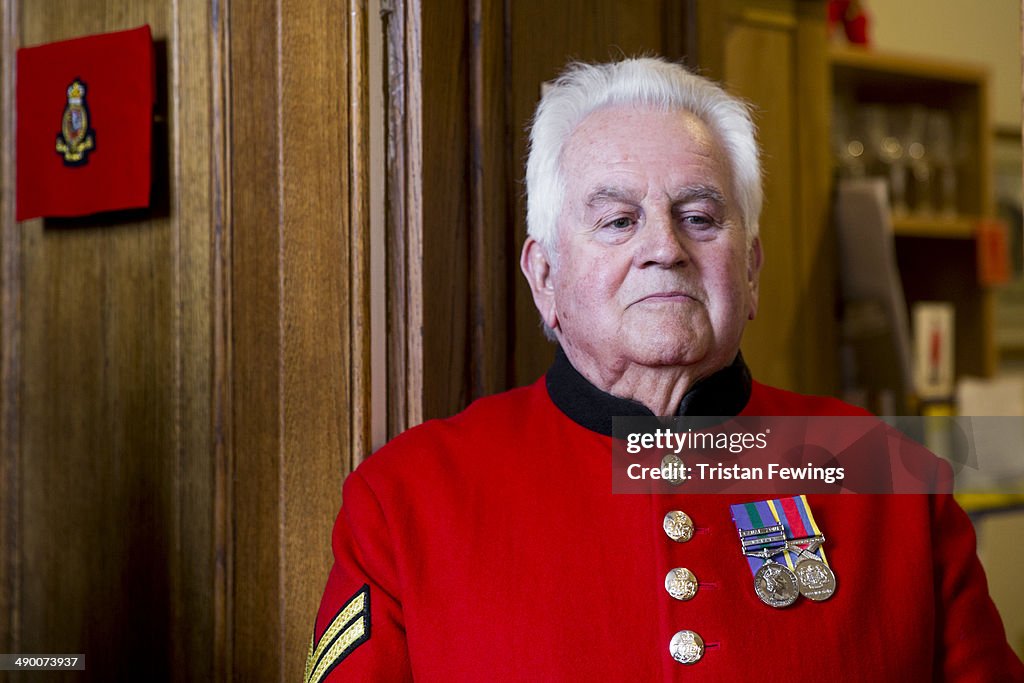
[{"left": 529, "top": 105, "right": 761, "bottom": 377}]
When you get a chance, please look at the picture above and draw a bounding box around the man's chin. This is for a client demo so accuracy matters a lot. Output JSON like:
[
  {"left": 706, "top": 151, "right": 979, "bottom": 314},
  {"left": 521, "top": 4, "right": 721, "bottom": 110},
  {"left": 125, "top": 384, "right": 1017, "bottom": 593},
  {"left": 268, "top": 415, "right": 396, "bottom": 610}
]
[
  {"left": 619, "top": 325, "right": 709, "bottom": 360},
  {"left": 624, "top": 342, "right": 709, "bottom": 369}
]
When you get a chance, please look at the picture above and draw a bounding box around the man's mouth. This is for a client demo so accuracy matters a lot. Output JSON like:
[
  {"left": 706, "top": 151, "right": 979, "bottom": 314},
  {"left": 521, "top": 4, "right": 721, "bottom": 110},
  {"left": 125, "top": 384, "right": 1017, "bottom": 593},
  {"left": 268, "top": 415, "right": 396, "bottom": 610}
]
[{"left": 637, "top": 291, "right": 697, "bottom": 303}]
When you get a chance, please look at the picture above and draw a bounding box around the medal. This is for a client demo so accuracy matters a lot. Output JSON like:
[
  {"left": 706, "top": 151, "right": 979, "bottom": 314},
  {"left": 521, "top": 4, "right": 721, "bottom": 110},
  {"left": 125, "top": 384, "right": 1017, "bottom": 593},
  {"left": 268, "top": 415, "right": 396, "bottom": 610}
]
[
  {"left": 785, "top": 537, "right": 837, "bottom": 602},
  {"left": 745, "top": 545, "right": 799, "bottom": 608},
  {"left": 794, "top": 559, "right": 836, "bottom": 601},
  {"left": 730, "top": 496, "right": 838, "bottom": 607},
  {"left": 753, "top": 560, "right": 800, "bottom": 608}
]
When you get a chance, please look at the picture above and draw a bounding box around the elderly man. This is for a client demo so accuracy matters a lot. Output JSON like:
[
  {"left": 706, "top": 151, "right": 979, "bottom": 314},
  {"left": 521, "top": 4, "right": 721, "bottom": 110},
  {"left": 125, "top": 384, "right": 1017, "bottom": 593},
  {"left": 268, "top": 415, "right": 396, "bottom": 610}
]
[{"left": 306, "top": 58, "right": 1023, "bottom": 681}]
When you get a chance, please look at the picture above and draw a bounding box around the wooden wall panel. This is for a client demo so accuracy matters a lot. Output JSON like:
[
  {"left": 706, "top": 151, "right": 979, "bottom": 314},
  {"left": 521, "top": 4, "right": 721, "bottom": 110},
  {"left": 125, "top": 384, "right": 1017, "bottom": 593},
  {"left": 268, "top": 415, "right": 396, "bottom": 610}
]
[
  {"left": 793, "top": 1, "right": 837, "bottom": 395},
  {"left": 4, "top": 1, "right": 217, "bottom": 680},
  {"left": 0, "top": 0, "right": 19, "bottom": 667},
  {"left": 723, "top": 20, "right": 800, "bottom": 390},
  {"left": 383, "top": 0, "right": 411, "bottom": 435},
  {"left": 2, "top": 0, "right": 365, "bottom": 680},
  {"left": 419, "top": 0, "right": 470, "bottom": 421},
  {"left": 392, "top": 0, "right": 508, "bottom": 428},
  {"left": 227, "top": 0, "right": 284, "bottom": 675},
  {"left": 468, "top": 0, "right": 512, "bottom": 401},
  {"left": 276, "top": 0, "right": 351, "bottom": 675},
  {"left": 228, "top": 0, "right": 354, "bottom": 679},
  {"left": 349, "top": 0, "right": 372, "bottom": 464},
  {"left": 173, "top": 0, "right": 218, "bottom": 678}
]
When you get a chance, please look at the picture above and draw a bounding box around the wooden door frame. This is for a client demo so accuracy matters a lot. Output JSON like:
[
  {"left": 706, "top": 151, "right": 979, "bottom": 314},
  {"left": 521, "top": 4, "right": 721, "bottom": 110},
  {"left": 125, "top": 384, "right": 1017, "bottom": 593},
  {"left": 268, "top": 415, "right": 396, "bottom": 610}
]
[{"left": 0, "top": 0, "right": 21, "bottom": 660}]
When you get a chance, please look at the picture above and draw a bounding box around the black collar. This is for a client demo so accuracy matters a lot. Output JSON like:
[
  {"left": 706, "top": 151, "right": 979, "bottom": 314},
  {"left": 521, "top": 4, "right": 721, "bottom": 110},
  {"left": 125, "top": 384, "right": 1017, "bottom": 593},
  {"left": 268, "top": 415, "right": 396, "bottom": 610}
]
[{"left": 545, "top": 346, "right": 752, "bottom": 436}]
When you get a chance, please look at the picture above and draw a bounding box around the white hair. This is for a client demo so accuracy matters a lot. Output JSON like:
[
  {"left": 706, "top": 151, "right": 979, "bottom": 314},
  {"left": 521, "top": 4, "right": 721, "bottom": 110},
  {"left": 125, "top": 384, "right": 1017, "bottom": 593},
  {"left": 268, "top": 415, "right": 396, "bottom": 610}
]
[{"left": 525, "top": 57, "right": 762, "bottom": 252}]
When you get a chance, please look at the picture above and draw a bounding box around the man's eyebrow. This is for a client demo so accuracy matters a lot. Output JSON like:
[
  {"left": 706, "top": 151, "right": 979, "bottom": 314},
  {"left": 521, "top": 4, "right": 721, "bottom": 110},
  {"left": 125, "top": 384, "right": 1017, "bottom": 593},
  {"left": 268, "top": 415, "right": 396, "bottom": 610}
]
[
  {"left": 583, "top": 185, "right": 728, "bottom": 206},
  {"left": 584, "top": 187, "right": 642, "bottom": 206},
  {"left": 672, "top": 185, "right": 727, "bottom": 205}
]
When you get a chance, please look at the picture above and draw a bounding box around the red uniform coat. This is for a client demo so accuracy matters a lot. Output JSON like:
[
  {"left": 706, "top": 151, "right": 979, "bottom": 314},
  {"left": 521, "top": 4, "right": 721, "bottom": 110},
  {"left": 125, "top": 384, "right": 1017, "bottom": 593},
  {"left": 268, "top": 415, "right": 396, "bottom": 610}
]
[{"left": 309, "top": 363, "right": 1024, "bottom": 681}]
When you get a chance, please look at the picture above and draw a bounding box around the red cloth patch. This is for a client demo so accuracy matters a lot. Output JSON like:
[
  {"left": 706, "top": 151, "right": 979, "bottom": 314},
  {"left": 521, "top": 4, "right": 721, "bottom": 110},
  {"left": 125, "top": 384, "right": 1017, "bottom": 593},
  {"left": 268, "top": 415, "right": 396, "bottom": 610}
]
[{"left": 16, "top": 25, "right": 155, "bottom": 221}]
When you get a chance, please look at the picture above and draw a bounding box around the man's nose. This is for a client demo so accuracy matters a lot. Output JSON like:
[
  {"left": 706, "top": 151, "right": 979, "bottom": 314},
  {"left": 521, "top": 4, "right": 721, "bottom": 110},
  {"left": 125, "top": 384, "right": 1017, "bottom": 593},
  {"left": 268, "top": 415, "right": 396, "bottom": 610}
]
[{"left": 636, "top": 213, "right": 689, "bottom": 267}]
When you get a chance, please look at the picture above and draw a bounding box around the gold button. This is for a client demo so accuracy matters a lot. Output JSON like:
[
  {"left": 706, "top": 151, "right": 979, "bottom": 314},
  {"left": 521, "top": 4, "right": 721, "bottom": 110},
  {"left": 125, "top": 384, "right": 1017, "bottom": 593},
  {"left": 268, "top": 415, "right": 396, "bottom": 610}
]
[
  {"left": 661, "top": 454, "right": 685, "bottom": 486},
  {"left": 669, "top": 629, "right": 704, "bottom": 664},
  {"left": 665, "top": 567, "right": 698, "bottom": 601},
  {"left": 663, "top": 510, "right": 694, "bottom": 543}
]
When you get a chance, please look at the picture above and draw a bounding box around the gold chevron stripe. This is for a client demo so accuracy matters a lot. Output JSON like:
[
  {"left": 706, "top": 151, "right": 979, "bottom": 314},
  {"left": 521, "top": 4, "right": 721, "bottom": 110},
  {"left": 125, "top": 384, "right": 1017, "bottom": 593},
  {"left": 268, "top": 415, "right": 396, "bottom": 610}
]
[
  {"left": 304, "top": 630, "right": 315, "bottom": 682},
  {"left": 304, "top": 585, "right": 370, "bottom": 683},
  {"left": 308, "top": 616, "right": 367, "bottom": 683}
]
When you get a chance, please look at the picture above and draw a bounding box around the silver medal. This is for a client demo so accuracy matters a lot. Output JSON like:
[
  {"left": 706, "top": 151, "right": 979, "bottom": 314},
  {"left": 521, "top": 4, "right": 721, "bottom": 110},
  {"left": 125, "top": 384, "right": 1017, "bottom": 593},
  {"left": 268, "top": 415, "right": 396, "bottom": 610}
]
[
  {"left": 794, "top": 558, "right": 837, "bottom": 601},
  {"left": 753, "top": 559, "right": 799, "bottom": 608},
  {"left": 785, "top": 536, "right": 837, "bottom": 602}
]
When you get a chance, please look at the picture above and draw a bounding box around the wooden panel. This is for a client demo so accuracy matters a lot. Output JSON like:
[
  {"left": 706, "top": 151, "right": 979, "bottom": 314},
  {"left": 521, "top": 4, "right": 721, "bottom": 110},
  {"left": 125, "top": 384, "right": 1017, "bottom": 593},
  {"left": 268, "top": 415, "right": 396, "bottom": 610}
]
[
  {"left": 468, "top": 0, "right": 511, "bottom": 400},
  {"left": 277, "top": 0, "right": 352, "bottom": 670},
  {"left": 6, "top": 1, "right": 216, "bottom": 681},
  {"left": 793, "top": 0, "right": 837, "bottom": 394},
  {"left": 419, "top": 0, "right": 470, "bottom": 420},
  {"left": 228, "top": 0, "right": 283, "bottom": 676},
  {"left": 508, "top": 0, "right": 685, "bottom": 388},
  {"left": 229, "top": 0, "right": 354, "bottom": 680},
  {"left": 350, "top": 0, "right": 372, "bottom": 465},
  {"left": 723, "top": 21, "right": 800, "bottom": 390},
  {"left": 393, "top": 0, "right": 513, "bottom": 429},
  {"left": 209, "top": 0, "right": 231, "bottom": 677},
  {"left": 0, "top": 0, "right": 19, "bottom": 665},
  {"left": 171, "top": 0, "right": 218, "bottom": 679},
  {"left": 383, "top": 0, "right": 409, "bottom": 436},
  {"left": 3, "top": 0, "right": 367, "bottom": 680}
]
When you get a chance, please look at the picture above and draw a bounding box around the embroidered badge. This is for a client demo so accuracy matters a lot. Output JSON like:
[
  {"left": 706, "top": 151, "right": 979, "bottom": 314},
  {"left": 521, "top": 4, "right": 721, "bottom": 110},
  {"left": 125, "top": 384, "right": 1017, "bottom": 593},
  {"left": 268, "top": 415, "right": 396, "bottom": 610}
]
[
  {"left": 304, "top": 584, "right": 371, "bottom": 683},
  {"left": 55, "top": 78, "right": 95, "bottom": 166}
]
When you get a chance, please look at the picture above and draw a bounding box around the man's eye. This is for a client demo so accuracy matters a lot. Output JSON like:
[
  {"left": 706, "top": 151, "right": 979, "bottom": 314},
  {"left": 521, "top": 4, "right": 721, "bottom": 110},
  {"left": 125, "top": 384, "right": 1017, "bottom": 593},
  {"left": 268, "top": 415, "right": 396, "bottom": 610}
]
[
  {"left": 607, "top": 217, "right": 634, "bottom": 229},
  {"left": 682, "top": 214, "right": 713, "bottom": 227}
]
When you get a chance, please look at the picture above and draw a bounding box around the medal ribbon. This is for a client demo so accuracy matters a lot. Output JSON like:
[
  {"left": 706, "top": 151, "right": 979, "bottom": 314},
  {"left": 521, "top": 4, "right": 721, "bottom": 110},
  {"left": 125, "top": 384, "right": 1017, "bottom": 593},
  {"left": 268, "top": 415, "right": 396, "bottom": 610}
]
[{"left": 730, "top": 496, "right": 829, "bottom": 576}]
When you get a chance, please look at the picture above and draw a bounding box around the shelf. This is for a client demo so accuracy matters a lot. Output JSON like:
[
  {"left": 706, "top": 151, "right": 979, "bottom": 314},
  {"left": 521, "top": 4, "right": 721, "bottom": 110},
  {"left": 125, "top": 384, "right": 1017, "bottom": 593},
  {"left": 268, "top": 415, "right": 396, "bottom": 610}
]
[
  {"left": 829, "top": 47, "right": 990, "bottom": 220},
  {"left": 892, "top": 215, "right": 977, "bottom": 239},
  {"left": 830, "top": 45, "right": 988, "bottom": 85},
  {"left": 830, "top": 46, "right": 996, "bottom": 380}
]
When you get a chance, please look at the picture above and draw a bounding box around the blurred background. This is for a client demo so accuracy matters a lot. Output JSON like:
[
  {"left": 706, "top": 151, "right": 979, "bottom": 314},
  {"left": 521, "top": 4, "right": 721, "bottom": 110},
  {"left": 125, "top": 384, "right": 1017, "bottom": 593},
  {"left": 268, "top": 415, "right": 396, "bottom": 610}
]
[{"left": 0, "top": 0, "right": 1021, "bottom": 680}]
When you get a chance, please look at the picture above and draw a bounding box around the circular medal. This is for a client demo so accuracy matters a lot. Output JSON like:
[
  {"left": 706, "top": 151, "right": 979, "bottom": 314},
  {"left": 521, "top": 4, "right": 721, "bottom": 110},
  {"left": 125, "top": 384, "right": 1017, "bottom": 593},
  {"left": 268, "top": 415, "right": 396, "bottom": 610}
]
[
  {"left": 669, "top": 629, "right": 704, "bottom": 665},
  {"left": 664, "top": 567, "right": 699, "bottom": 601},
  {"left": 753, "top": 561, "right": 799, "bottom": 608},
  {"left": 794, "top": 558, "right": 837, "bottom": 601}
]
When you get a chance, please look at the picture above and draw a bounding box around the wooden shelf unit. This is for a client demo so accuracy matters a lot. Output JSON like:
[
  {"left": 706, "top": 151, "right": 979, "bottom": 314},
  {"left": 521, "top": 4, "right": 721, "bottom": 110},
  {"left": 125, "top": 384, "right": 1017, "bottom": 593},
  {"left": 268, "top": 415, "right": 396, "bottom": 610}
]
[
  {"left": 829, "top": 46, "right": 997, "bottom": 380},
  {"left": 892, "top": 215, "right": 977, "bottom": 239}
]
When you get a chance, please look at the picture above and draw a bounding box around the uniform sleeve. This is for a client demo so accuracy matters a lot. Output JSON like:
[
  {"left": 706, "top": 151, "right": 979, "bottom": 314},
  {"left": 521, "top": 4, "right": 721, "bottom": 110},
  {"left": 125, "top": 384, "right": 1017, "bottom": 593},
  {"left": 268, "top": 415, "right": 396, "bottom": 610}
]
[
  {"left": 304, "top": 470, "right": 413, "bottom": 683},
  {"left": 933, "top": 493, "right": 1024, "bottom": 681}
]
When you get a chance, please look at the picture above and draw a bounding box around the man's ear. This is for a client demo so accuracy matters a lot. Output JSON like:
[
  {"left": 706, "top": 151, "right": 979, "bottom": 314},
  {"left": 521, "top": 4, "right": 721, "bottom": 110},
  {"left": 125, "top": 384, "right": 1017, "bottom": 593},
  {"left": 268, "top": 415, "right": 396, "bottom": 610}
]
[
  {"left": 746, "top": 237, "right": 763, "bottom": 321},
  {"left": 520, "top": 237, "right": 558, "bottom": 331}
]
